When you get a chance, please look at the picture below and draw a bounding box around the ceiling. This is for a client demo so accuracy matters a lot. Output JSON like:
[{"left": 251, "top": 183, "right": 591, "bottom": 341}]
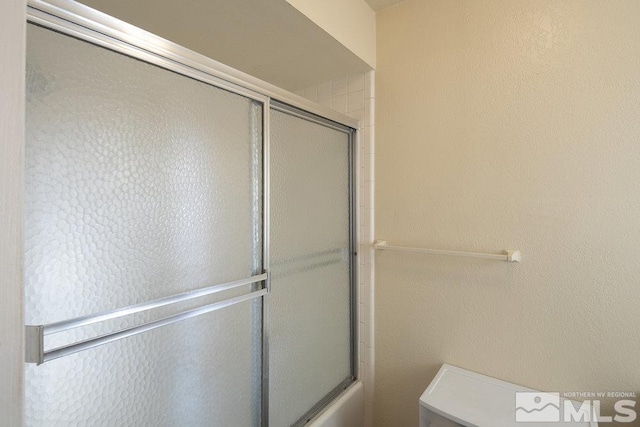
[
  {"left": 364, "top": 0, "right": 406, "bottom": 12},
  {"left": 79, "top": 0, "right": 371, "bottom": 91}
]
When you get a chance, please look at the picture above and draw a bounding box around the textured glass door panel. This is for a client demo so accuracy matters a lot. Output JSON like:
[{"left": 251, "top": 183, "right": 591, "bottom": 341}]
[
  {"left": 25, "top": 23, "right": 262, "bottom": 426},
  {"left": 26, "top": 24, "right": 263, "bottom": 322},
  {"left": 26, "top": 300, "right": 261, "bottom": 426},
  {"left": 269, "top": 110, "right": 352, "bottom": 426}
]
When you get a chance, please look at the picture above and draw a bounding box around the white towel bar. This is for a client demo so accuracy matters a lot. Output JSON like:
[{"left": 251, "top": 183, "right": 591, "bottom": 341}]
[{"left": 373, "top": 240, "right": 521, "bottom": 262}]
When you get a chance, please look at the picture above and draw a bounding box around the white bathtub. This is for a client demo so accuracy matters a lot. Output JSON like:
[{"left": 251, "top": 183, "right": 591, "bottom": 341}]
[{"left": 308, "top": 381, "right": 364, "bottom": 427}]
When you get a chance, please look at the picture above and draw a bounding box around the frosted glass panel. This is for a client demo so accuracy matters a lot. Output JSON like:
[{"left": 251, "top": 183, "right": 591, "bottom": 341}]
[
  {"left": 269, "top": 110, "right": 352, "bottom": 426},
  {"left": 25, "top": 24, "right": 262, "bottom": 426},
  {"left": 25, "top": 300, "right": 261, "bottom": 426}
]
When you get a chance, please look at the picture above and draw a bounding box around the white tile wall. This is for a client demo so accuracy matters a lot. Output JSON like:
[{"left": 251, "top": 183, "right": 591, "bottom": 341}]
[
  {"left": 333, "top": 94, "right": 348, "bottom": 114},
  {"left": 332, "top": 77, "right": 348, "bottom": 96},
  {"left": 299, "top": 71, "right": 375, "bottom": 427}
]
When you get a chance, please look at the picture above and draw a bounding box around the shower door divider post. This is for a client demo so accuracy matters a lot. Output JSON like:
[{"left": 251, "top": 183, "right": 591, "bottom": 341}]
[
  {"left": 261, "top": 99, "right": 272, "bottom": 427},
  {"left": 349, "top": 128, "right": 359, "bottom": 381}
]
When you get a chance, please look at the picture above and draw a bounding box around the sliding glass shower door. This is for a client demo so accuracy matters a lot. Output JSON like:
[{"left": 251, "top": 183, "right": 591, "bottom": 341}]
[
  {"left": 24, "top": 6, "right": 355, "bottom": 426},
  {"left": 268, "top": 107, "right": 355, "bottom": 426},
  {"left": 25, "top": 23, "right": 264, "bottom": 426}
]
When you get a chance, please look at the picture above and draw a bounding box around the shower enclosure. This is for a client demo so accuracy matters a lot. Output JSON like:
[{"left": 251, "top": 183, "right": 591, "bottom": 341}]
[{"left": 23, "top": 1, "right": 357, "bottom": 425}]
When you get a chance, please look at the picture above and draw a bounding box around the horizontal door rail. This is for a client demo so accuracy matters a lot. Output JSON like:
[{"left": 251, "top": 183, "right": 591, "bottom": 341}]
[
  {"left": 44, "top": 273, "right": 268, "bottom": 335},
  {"left": 26, "top": 273, "right": 268, "bottom": 365},
  {"left": 374, "top": 240, "right": 521, "bottom": 262}
]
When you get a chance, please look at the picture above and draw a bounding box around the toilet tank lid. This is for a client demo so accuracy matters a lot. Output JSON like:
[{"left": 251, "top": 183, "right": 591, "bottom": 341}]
[{"left": 419, "top": 364, "right": 598, "bottom": 427}]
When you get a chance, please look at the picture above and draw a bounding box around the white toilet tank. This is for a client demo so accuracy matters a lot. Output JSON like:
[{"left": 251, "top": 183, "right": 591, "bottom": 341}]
[{"left": 420, "top": 364, "right": 598, "bottom": 427}]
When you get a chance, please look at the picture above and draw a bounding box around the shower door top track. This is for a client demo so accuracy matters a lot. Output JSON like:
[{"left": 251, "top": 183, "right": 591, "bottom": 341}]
[{"left": 26, "top": 0, "right": 359, "bottom": 130}]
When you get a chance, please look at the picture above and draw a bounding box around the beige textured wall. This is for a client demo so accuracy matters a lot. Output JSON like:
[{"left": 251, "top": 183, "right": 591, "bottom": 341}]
[
  {"left": 0, "top": 0, "right": 25, "bottom": 425},
  {"left": 375, "top": 1, "right": 640, "bottom": 426}
]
